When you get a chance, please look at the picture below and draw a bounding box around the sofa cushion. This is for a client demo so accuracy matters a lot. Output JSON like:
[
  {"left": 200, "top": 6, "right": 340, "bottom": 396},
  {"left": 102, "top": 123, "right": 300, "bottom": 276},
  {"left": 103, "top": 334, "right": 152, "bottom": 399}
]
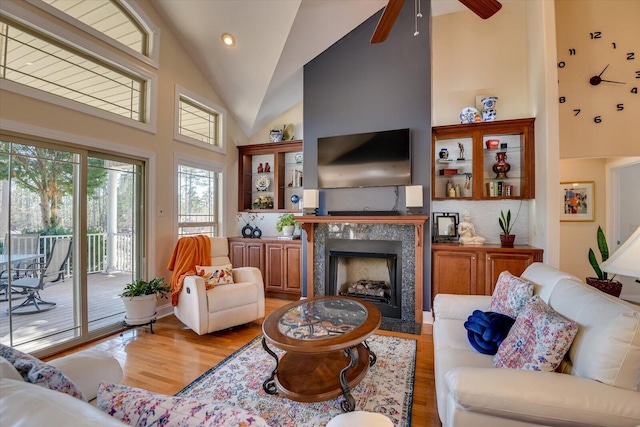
[
  {"left": 0, "top": 356, "right": 23, "bottom": 381},
  {"left": 48, "top": 347, "right": 124, "bottom": 402},
  {"left": 494, "top": 296, "right": 578, "bottom": 372},
  {"left": 548, "top": 278, "right": 640, "bottom": 391},
  {"left": 0, "top": 344, "right": 84, "bottom": 400},
  {"left": 489, "top": 271, "right": 533, "bottom": 319},
  {"left": 97, "top": 381, "right": 269, "bottom": 426},
  {"left": 0, "top": 378, "right": 125, "bottom": 426},
  {"left": 520, "top": 262, "right": 580, "bottom": 303},
  {"left": 434, "top": 319, "right": 476, "bottom": 352},
  {"left": 207, "top": 282, "right": 259, "bottom": 313},
  {"left": 196, "top": 264, "right": 234, "bottom": 288}
]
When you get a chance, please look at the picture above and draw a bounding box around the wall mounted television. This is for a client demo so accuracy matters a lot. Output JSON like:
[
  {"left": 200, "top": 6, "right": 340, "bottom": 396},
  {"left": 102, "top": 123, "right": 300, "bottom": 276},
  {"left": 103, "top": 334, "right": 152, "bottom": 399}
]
[{"left": 317, "top": 128, "right": 411, "bottom": 189}]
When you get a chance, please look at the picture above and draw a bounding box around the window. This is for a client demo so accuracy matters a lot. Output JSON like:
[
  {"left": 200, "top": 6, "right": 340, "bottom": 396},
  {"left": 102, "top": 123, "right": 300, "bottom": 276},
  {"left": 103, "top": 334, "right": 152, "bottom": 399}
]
[
  {"left": 41, "top": 0, "right": 147, "bottom": 55},
  {"left": 175, "top": 86, "right": 227, "bottom": 153},
  {"left": 0, "top": 18, "right": 145, "bottom": 121},
  {"left": 28, "top": 0, "right": 160, "bottom": 67},
  {"left": 177, "top": 158, "right": 223, "bottom": 238}
]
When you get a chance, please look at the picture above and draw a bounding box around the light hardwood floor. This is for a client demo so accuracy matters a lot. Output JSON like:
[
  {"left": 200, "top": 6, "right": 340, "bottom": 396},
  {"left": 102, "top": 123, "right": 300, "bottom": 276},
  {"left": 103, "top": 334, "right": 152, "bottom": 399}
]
[{"left": 47, "top": 298, "right": 441, "bottom": 426}]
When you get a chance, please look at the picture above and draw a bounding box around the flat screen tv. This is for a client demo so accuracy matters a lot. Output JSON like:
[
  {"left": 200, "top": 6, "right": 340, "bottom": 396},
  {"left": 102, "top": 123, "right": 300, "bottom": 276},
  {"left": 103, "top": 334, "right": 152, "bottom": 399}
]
[{"left": 317, "top": 128, "right": 411, "bottom": 189}]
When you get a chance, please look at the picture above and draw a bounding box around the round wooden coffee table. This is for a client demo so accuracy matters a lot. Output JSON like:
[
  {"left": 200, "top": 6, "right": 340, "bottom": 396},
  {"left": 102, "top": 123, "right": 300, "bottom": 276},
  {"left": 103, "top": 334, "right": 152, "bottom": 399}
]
[{"left": 261, "top": 296, "right": 381, "bottom": 411}]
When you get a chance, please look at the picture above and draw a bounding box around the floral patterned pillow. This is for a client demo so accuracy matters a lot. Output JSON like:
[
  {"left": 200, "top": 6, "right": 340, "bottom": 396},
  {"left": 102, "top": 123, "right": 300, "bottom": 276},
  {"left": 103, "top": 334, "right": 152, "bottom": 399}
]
[
  {"left": 489, "top": 271, "right": 534, "bottom": 319},
  {"left": 0, "top": 344, "right": 84, "bottom": 400},
  {"left": 196, "top": 264, "right": 234, "bottom": 289},
  {"left": 494, "top": 295, "right": 579, "bottom": 371},
  {"left": 97, "top": 381, "right": 269, "bottom": 426}
]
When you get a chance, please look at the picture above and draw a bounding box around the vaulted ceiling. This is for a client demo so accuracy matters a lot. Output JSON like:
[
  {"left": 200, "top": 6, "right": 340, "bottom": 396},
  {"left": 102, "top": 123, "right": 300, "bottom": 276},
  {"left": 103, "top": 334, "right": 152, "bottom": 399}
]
[{"left": 150, "top": 0, "right": 466, "bottom": 138}]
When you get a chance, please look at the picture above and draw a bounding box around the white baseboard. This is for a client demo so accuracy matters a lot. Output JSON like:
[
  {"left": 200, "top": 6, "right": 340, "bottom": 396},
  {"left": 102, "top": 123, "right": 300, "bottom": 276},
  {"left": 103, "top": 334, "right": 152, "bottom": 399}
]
[{"left": 423, "top": 310, "right": 434, "bottom": 324}]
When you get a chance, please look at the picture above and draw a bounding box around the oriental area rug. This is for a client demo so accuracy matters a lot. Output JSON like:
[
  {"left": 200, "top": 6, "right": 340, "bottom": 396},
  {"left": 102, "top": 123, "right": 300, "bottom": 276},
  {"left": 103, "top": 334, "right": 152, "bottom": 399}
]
[{"left": 176, "top": 334, "right": 417, "bottom": 427}]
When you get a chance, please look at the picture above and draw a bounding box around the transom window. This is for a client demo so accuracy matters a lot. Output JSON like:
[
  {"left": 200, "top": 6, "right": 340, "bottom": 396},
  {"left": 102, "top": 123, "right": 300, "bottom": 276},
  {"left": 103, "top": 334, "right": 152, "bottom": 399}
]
[
  {"left": 41, "top": 0, "right": 147, "bottom": 55},
  {"left": 0, "top": 18, "right": 146, "bottom": 121},
  {"left": 177, "top": 162, "right": 221, "bottom": 238},
  {"left": 175, "top": 86, "right": 226, "bottom": 153}
]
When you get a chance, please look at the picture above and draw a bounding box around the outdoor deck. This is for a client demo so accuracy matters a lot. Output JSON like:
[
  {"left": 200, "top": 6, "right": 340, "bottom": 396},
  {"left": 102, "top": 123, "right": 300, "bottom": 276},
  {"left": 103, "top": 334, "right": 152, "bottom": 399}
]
[{"left": 1, "top": 271, "right": 134, "bottom": 352}]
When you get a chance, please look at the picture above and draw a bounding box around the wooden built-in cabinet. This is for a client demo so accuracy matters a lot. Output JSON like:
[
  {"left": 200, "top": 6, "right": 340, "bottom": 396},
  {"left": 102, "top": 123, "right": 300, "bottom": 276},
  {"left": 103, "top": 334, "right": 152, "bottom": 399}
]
[
  {"left": 228, "top": 237, "right": 301, "bottom": 300},
  {"left": 431, "top": 243, "right": 543, "bottom": 301},
  {"left": 432, "top": 118, "right": 535, "bottom": 200},
  {"left": 238, "top": 140, "right": 303, "bottom": 212}
]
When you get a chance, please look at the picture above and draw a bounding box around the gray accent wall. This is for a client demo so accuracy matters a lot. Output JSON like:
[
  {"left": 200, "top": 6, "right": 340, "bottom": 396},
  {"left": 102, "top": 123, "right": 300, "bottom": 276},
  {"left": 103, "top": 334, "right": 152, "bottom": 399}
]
[{"left": 302, "top": 2, "right": 432, "bottom": 310}]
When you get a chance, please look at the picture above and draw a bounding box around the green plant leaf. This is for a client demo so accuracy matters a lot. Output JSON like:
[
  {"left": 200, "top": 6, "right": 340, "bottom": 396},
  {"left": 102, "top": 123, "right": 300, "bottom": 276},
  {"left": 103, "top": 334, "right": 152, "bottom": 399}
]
[
  {"left": 588, "top": 248, "right": 605, "bottom": 280},
  {"left": 596, "top": 226, "right": 609, "bottom": 262}
]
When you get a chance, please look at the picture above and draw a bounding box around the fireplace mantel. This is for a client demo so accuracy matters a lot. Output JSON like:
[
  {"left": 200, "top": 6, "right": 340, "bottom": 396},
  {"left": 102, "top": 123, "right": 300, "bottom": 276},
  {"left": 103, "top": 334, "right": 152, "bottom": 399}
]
[{"left": 297, "top": 215, "right": 428, "bottom": 323}]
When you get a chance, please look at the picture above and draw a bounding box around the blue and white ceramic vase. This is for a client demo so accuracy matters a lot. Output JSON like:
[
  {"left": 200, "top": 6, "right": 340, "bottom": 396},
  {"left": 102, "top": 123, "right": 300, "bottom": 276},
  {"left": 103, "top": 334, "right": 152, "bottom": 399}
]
[{"left": 481, "top": 96, "right": 498, "bottom": 122}]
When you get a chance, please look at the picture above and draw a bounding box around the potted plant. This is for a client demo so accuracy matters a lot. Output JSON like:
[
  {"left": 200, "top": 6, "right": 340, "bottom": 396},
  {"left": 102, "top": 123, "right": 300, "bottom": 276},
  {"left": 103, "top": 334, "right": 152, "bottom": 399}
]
[
  {"left": 498, "top": 209, "right": 516, "bottom": 247},
  {"left": 275, "top": 213, "right": 299, "bottom": 236},
  {"left": 120, "top": 277, "right": 170, "bottom": 325},
  {"left": 587, "top": 226, "right": 622, "bottom": 297}
]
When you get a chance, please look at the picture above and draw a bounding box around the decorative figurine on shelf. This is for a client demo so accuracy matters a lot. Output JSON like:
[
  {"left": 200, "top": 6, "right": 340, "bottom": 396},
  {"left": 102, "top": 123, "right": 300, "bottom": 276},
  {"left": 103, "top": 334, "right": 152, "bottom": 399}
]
[
  {"left": 257, "top": 163, "right": 264, "bottom": 173},
  {"left": 457, "top": 142, "right": 465, "bottom": 160},
  {"left": 458, "top": 211, "right": 486, "bottom": 245},
  {"left": 264, "top": 162, "right": 271, "bottom": 173}
]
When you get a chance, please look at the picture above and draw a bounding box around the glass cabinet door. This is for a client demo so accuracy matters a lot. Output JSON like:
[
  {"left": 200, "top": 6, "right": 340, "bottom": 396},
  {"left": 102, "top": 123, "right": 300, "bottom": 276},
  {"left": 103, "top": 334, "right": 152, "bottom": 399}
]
[{"left": 433, "top": 137, "right": 473, "bottom": 199}]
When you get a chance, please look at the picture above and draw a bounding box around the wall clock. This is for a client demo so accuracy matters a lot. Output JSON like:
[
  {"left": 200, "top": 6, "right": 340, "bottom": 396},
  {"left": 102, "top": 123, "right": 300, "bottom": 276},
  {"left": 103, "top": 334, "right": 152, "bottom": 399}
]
[{"left": 557, "top": 30, "right": 638, "bottom": 125}]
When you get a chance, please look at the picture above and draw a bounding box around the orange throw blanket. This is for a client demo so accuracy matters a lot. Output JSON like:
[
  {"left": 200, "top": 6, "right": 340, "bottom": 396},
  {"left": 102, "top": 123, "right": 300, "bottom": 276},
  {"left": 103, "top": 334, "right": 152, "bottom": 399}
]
[{"left": 167, "top": 235, "right": 211, "bottom": 306}]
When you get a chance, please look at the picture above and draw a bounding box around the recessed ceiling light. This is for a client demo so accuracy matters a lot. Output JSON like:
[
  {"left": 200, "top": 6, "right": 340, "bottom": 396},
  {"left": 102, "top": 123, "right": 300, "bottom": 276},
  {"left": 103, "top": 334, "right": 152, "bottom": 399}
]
[{"left": 221, "top": 33, "right": 236, "bottom": 47}]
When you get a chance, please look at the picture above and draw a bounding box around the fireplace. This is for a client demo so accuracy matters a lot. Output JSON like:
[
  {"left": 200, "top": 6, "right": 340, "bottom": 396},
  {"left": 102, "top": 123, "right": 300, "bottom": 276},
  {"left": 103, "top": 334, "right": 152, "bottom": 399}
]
[{"left": 326, "top": 239, "right": 402, "bottom": 319}]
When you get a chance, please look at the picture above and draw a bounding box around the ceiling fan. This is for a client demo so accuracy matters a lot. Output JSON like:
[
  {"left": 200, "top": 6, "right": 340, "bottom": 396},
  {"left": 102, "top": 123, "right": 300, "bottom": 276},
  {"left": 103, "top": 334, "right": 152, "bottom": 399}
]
[{"left": 371, "top": 0, "right": 502, "bottom": 44}]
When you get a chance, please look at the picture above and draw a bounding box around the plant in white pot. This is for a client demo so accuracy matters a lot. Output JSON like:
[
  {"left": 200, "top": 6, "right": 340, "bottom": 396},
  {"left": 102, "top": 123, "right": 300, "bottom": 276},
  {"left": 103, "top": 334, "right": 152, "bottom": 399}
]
[
  {"left": 275, "top": 213, "right": 299, "bottom": 237},
  {"left": 120, "top": 277, "right": 170, "bottom": 325}
]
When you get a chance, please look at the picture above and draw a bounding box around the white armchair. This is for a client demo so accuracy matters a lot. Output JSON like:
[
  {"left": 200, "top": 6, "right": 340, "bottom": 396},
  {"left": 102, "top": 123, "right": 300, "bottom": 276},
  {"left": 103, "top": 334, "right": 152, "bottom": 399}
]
[{"left": 173, "top": 237, "right": 265, "bottom": 335}]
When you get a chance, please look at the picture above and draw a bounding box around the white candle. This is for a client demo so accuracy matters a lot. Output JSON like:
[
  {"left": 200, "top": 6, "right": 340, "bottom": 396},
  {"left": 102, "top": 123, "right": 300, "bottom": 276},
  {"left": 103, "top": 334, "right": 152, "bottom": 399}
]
[
  {"left": 405, "top": 185, "right": 423, "bottom": 208},
  {"left": 303, "top": 189, "right": 319, "bottom": 208}
]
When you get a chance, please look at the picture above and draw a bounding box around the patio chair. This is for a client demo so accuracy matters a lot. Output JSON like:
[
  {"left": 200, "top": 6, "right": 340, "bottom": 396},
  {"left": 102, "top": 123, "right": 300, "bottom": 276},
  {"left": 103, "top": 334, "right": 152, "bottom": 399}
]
[
  {"left": 8, "top": 238, "right": 72, "bottom": 315},
  {"left": 0, "top": 234, "right": 41, "bottom": 300}
]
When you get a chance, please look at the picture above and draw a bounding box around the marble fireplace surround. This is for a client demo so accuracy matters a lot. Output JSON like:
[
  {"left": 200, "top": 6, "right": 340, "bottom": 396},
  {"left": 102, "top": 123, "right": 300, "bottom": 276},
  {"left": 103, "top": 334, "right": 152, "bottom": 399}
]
[{"left": 297, "top": 215, "right": 428, "bottom": 324}]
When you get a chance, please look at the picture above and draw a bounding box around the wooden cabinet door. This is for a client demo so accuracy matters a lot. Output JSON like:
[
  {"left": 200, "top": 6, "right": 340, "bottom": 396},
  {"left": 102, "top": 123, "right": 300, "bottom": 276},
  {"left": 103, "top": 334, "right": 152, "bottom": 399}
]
[
  {"left": 246, "top": 242, "right": 264, "bottom": 271},
  {"left": 283, "top": 243, "right": 301, "bottom": 292},
  {"left": 265, "top": 243, "right": 284, "bottom": 291},
  {"left": 484, "top": 251, "right": 538, "bottom": 294},
  {"left": 432, "top": 249, "right": 478, "bottom": 299},
  {"left": 229, "top": 241, "right": 246, "bottom": 267}
]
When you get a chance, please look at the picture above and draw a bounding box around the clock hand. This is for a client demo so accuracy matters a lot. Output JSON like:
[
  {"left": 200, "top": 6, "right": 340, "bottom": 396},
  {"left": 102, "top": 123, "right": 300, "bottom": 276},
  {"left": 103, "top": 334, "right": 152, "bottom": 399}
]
[
  {"left": 597, "top": 64, "right": 609, "bottom": 77},
  {"left": 589, "top": 75, "right": 626, "bottom": 85}
]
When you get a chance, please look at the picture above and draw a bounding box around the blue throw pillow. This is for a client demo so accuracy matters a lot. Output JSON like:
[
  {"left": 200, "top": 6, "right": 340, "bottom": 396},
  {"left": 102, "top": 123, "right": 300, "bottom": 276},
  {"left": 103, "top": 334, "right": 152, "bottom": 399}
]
[{"left": 464, "top": 310, "right": 515, "bottom": 355}]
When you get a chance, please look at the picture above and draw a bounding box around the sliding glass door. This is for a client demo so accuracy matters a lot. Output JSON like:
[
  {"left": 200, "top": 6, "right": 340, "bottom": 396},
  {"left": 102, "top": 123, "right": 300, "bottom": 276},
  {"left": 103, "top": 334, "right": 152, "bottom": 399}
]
[{"left": 0, "top": 136, "right": 145, "bottom": 354}]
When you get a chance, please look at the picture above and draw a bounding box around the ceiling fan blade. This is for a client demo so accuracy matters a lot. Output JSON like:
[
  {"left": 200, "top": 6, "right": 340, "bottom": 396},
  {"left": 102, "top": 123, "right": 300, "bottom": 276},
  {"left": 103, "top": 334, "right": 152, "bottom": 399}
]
[
  {"left": 371, "top": 0, "right": 406, "bottom": 44},
  {"left": 458, "top": 0, "right": 502, "bottom": 19}
]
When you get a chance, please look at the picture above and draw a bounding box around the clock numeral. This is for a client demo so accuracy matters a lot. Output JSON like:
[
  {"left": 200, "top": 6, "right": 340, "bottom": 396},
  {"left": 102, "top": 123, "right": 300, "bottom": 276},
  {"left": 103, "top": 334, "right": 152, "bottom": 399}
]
[
  {"left": 617, "top": 104, "right": 624, "bottom": 111},
  {"left": 628, "top": 52, "right": 635, "bottom": 60},
  {"left": 558, "top": 61, "right": 566, "bottom": 68},
  {"left": 635, "top": 71, "right": 640, "bottom": 78},
  {"left": 612, "top": 42, "right": 616, "bottom": 49},
  {"left": 590, "top": 31, "right": 602, "bottom": 39},
  {"left": 559, "top": 96, "right": 566, "bottom": 103},
  {"left": 594, "top": 116, "right": 602, "bottom": 123},
  {"left": 573, "top": 109, "right": 581, "bottom": 116},
  {"left": 632, "top": 87, "right": 638, "bottom": 94},
  {"left": 569, "top": 48, "right": 576, "bottom": 55}
]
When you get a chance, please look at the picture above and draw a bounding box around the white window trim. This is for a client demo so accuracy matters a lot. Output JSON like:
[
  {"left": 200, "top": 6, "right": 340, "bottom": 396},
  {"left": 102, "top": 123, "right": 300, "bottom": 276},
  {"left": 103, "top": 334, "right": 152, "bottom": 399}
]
[
  {"left": 0, "top": 118, "right": 157, "bottom": 278},
  {"left": 25, "top": 0, "right": 161, "bottom": 69},
  {"left": 0, "top": 2, "right": 157, "bottom": 134},
  {"left": 174, "top": 153, "right": 226, "bottom": 240},
  {"left": 174, "top": 85, "right": 227, "bottom": 154}
]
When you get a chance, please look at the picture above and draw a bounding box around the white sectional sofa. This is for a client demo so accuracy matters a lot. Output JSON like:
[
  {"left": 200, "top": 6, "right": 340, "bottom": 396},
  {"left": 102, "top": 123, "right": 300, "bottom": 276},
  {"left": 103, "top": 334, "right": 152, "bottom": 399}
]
[{"left": 433, "top": 263, "right": 640, "bottom": 427}]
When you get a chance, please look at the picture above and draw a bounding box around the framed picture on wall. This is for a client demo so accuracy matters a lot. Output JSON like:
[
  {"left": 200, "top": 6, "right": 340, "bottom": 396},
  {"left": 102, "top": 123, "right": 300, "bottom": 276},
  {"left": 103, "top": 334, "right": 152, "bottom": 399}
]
[{"left": 560, "top": 181, "right": 594, "bottom": 222}]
